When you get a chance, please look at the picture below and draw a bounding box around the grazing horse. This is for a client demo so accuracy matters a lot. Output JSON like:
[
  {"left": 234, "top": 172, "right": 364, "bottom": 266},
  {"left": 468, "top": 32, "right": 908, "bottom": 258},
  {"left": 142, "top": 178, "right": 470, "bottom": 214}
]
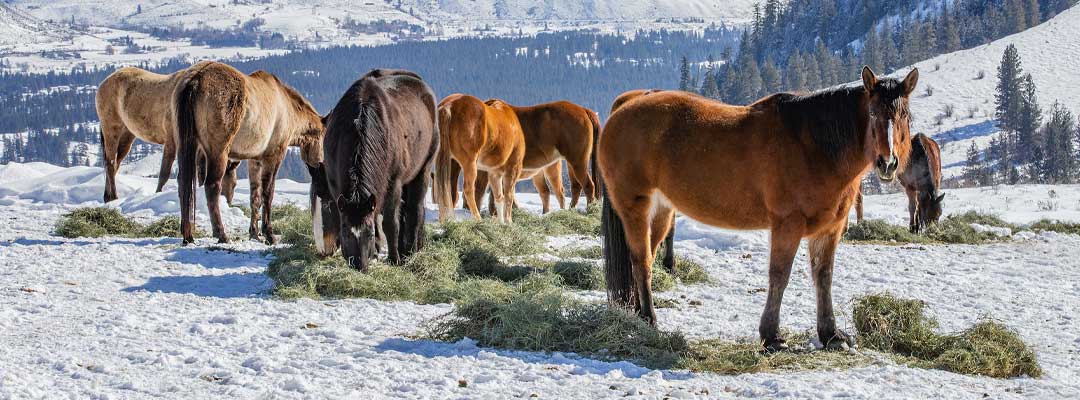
[
  {"left": 457, "top": 100, "right": 602, "bottom": 214},
  {"left": 96, "top": 66, "right": 239, "bottom": 203},
  {"left": 175, "top": 61, "right": 324, "bottom": 244},
  {"left": 435, "top": 94, "right": 526, "bottom": 223},
  {"left": 308, "top": 69, "right": 439, "bottom": 270},
  {"left": 855, "top": 133, "right": 944, "bottom": 232},
  {"left": 601, "top": 67, "right": 919, "bottom": 352}
]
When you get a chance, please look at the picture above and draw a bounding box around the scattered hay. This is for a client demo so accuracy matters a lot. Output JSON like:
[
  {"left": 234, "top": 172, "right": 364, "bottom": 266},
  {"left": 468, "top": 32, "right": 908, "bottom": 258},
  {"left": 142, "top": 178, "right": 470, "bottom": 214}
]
[
  {"left": 669, "top": 256, "right": 709, "bottom": 284},
  {"left": 55, "top": 207, "right": 198, "bottom": 239},
  {"left": 55, "top": 207, "right": 142, "bottom": 238},
  {"left": 551, "top": 260, "right": 604, "bottom": 290},
  {"left": 843, "top": 219, "right": 929, "bottom": 244},
  {"left": 852, "top": 293, "right": 1041, "bottom": 378},
  {"left": 1027, "top": 219, "right": 1080, "bottom": 235},
  {"left": 558, "top": 245, "right": 603, "bottom": 259},
  {"left": 679, "top": 331, "right": 871, "bottom": 374},
  {"left": 844, "top": 212, "right": 1014, "bottom": 245}
]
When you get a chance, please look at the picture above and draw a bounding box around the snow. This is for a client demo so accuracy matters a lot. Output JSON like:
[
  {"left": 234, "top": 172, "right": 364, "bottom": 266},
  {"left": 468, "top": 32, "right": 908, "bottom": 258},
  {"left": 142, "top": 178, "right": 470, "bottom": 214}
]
[
  {"left": 2, "top": 162, "right": 1080, "bottom": 398},
  {"left": 882, "top": 5, "right": 1080, "bottom": 177}
]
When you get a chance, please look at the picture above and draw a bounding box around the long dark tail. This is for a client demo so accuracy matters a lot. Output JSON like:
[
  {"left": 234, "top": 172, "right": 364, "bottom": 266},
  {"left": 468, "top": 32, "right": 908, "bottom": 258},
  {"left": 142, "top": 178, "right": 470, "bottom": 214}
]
[
  {"left": 588, "top": 110, "right": 603, "bottom": 198},
  {"left": 177, "top": 76, "right": 201, "bottom": 243},
  {"left": 602, "top": 187, "right": 635, "bottom": 309}
]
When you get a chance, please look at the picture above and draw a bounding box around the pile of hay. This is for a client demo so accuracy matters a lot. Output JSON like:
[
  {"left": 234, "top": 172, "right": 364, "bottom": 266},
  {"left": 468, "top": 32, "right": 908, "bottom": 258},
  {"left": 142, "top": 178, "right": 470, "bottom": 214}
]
[
  {"left": 853, "top": 293, "right": 1041, "bottom": 378},
  {"left": 54, "top": 207, "right": 194, "bottom": 239},
  {"left": 844, "top": 211, "right": 1018, "bottom": 244}
]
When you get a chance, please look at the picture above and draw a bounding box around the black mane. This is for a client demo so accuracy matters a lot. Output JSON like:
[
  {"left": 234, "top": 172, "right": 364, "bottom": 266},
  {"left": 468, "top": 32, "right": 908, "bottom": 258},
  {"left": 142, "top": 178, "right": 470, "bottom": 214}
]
[{"left": 327, "top": 76, "right": 392, "bottom": 204}]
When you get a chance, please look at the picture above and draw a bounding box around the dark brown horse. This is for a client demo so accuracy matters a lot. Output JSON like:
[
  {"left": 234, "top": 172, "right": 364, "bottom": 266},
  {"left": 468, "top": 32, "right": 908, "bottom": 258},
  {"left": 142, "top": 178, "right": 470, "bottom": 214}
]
[
  {"left": 309, "top": 69, "right": 438, "bottom": 270},
  {"left": 601, "top": 67, "right": 919, "bottom": 351},
  {"left": 855, "top": 133, "right": 944, "bottom": 232},
  {"left": 176, "top": 61, "right": 325, "bottom": 244}
]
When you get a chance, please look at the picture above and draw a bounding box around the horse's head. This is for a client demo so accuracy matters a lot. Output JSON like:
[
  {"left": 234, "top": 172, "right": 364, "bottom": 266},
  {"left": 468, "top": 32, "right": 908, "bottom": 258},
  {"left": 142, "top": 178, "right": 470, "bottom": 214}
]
[
  {"left": 336, "top": 187, "right": 380, "bottom": 271},
  {"left": 307, "top": 163, "right": 341, "bottom": 257},
  {"left": 862, "top": 66, "right": 918, "bottom": 182},
  {"left": 915, "top": 191, "right": 946, "bottom": 232}
]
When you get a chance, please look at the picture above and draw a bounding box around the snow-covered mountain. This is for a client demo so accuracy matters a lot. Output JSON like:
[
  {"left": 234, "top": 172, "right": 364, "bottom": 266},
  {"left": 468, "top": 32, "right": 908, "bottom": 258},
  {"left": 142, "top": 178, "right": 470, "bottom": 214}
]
[
  {"left": 0, "top": 3, "right": 69, "bottom": 49},
  {"left": 884, "top": 5, "right": 1080, "bottom": 176}
]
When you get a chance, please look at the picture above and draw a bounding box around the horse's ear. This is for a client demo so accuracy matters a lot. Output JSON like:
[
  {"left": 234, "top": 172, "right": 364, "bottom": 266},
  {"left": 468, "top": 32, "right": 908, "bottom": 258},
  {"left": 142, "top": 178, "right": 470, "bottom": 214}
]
[
  {"left": 861, "top": 66, "right": 878, "bottom": 93},
  {"left": 901, "top": 68, "right": 919, "bottom": 96},
  {"left": 321, "top": 114, "right": 329, "bottom": 126},
  {"left": 935, "top": 192, "right": 946, "bottom": 202}
]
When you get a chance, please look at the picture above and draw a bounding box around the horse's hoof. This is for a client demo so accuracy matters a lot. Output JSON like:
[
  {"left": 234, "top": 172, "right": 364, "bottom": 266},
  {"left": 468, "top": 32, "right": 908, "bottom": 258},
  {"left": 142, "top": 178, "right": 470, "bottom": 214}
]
[
  {"left": 821, "top": 330, "right": 856, "bottom": 350},
  {"left": 182, "top": 238, "right": 195, "bottom": 246},
  {"left": 217, "top": 236, "right": 230, "bottom": 244},
  {"left": 763, "top": 338, "right": 789, "bottom": 353},
  {"left": 264, "top": 235, "right": 276, "bottom": 246}
]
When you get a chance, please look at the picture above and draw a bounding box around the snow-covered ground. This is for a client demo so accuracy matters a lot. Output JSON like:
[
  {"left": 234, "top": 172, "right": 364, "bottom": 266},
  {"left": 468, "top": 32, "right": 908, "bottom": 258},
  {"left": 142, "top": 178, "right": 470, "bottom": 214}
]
[
  {"left": 2, "top": 163, "right": 1080, "bottom": 398},
  {"left": 880, "top": 5, "right": 1080, "bottom": 177}
]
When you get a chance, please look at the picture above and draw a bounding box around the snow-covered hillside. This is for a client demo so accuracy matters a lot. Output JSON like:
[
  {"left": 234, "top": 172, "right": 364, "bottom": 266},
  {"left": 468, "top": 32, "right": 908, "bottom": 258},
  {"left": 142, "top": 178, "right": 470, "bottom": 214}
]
[
  {"left": 885, "top": 5, "right": 1080, "bottom": 177},
  {"left": 2, "top": 162, "right": 1080, "bottom": 398},
  {"left": 0, "top": 3, "right": 69, "bottom": 48}
]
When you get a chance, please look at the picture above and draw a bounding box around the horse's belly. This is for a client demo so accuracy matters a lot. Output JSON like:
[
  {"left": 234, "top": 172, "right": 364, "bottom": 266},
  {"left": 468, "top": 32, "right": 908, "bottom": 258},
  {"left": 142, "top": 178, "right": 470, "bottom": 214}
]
[{"left": 663, "top": 188, "right": 771, "bottom": 231}]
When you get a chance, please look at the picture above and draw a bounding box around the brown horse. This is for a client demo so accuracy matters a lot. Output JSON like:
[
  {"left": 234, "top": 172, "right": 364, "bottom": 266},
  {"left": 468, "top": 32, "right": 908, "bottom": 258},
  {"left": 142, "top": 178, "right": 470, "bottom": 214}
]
[
  {"left": 175, "top": 61, "right": 324, "bottom": 244},
  {"left": 435, "top": 94, "right": 526, "bottom": 223},
  {"left": 601, "top": 67, "right": 919, "bottom": 351},
  {"left": 855, "top": 133, "right": 944, "bottom": 232},
  {"left": 96, "top": 66, "right": 239, "bottom": 203},
  {"left": 446, "top": 100, "right": 601, "bottom": 215}
]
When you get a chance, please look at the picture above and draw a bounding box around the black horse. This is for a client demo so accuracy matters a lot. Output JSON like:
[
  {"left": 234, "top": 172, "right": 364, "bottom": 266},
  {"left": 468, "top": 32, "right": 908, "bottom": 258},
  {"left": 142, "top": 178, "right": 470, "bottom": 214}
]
[{"left": 309, "top": 69, "right": 439, "bottom": 271}]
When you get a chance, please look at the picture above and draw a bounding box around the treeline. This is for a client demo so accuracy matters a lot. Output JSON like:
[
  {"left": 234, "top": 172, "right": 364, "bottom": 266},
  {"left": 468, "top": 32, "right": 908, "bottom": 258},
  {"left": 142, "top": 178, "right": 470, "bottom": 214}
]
[
  {"left": 682, "top": 0, "right": 1076, "bottom": 105},
  {"left": 0, "top": 28, "right": 741, "bottom": 178},
  {"left": 962, "top": 44, "right": 1080, "bottom": 186},
  {"left": 1, "top": 125, "right": 100, "bottom": 167}
]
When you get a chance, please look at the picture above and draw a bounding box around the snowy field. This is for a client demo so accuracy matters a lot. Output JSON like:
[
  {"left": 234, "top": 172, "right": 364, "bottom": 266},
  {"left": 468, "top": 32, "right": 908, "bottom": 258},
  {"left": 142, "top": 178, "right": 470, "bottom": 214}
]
[{"left": 2, "top": 162, "right": 1080, "bottom": 399}]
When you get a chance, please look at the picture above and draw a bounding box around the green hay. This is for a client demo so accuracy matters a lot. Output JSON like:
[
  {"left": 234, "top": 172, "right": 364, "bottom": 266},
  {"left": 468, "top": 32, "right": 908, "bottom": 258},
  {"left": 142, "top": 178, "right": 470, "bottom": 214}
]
[
  {"left": 55, "top": 207, "right": 142, "bottom": 238},
  {"left": 1027, "top": 219, "right": 1080, "bottom": 235},
  {"left": 852, "top": 293, "right": 1041, "bottom": 378},
  {"left": 551, "top": 260, "right": 604, "bottom": 290},
  {"left": 139, "top": 216, "right": 184, "bottom": 238},
  {"left": 843, "top": 219, "right": 929, "bottom": 244},
  {"left": 512, "top": 205, "right": 602, "bottom": 236},
  {"left": 558, "top": 245, "right": 603, "bottom": 259},
  {"left": 670, "top": 256, "right": 709, "bottom": 284},
  {"left": 944, "top": 211, "right": 1018, "bottom": 231},
  {"left": 844, "top": 213, "right": 1013, "bottom": 245},
  {"left": 679, "top": 331, "right": 872, "bottom": 374}
]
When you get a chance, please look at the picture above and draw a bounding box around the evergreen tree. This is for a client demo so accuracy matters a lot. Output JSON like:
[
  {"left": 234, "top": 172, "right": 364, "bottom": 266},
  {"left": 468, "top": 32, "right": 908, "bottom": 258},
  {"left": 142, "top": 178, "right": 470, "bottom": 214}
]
[
  {"left": 862, "top": 25, "right": 883, "bottom": 73},
  {"left": 880, "top": 21, "right": 899, "bottom": 72},
  {"left": 1006, "top": 0, "right": 1027, "bottom": 34},
  {"left": 784, "top": 51, "right": 807, "bottom": 91},
  {"left": 1040, "top": 103, "right": 1077, "bottom": 183},
  {"left": 760, "top": 57, "right": 782, "bottom": 94},
  {"left": 1025, "top": 0, "right": 1041, "bottom": 28},
  {"left": 963, "top": 142, "right": 990, "bottom": 187},
  {"left": 678, "top": 56, "right": 691, "bottom": 91},
  {"left": 939, "top": 3, "right": 962, "bottom": 53},
  {"left": 995, "top": 44, "right": 1024, "bottom": 132},
  {"left": 1015, "top": 73, "right": 1042, "bottom": 163}
]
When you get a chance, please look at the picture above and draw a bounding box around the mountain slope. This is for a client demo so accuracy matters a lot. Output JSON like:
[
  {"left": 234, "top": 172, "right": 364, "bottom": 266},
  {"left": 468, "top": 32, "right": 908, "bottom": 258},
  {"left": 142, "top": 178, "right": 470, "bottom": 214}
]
[
  {"left": 0, "top": 3, "right": 68, "bottom": 49},
  {"left": 885, "top": 5, "right": 1080, "bottom": 176}
]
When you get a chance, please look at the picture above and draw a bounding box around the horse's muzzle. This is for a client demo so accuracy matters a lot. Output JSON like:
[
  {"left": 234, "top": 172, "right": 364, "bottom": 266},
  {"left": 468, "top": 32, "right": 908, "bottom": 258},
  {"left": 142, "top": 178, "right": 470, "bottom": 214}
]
[{"left": 876, "top": 154, "right": 899, "bottom": 181}]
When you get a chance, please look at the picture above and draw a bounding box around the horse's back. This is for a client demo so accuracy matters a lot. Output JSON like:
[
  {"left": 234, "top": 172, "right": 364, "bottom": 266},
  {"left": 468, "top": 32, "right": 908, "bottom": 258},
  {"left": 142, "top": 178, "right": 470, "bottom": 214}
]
[{"left": 97, "top": 66, "right": 181, "bottom": 144}]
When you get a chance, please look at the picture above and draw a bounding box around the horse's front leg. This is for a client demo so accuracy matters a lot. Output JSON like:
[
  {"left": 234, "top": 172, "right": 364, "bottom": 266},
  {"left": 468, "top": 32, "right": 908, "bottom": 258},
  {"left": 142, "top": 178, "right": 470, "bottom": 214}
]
[
  {"left": 258, "top": 153, "right": 284, "bottom": 245},
  {"left": 759, "top": 217, "right": 804, "bottom": 352},
  {"left": 247, "top": 160, "right": 263, "bottom": 241},
  {"left": 382, "top": 185, "right": 404, "bottom": 265},
  {"left": 906, "top": 189, "right": 918, "bottom": 233},
  {"left": 808, "top": 223, "right": 855, "bottom": 350},
  {"left": 156, "top": 139, "right": 177, "bottom": 193}
]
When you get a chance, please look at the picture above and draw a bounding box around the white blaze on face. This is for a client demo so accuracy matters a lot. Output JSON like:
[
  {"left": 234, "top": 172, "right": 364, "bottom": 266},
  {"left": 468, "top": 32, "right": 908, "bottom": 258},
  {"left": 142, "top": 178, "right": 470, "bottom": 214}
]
[
  {"left": 313, "top": 197, "right": 325, "bottom": 254},
  {"left": 887, "top": 120, "right": 895, "bottom": 157},
  {"left": 351, "top": 226, "right": 363, "bottom": 239}
]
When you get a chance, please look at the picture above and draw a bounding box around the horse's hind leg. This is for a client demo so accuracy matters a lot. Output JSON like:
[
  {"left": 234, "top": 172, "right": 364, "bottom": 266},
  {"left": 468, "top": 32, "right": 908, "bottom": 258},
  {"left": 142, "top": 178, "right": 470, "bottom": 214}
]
[
  {"left": 459, "top": 159, "right": 483, "bottom": 220},
  {"left": 808, "top": 223, "right": 854, "bottom": 350},
  {"left": 382, "top": 184, "right": 404, "bottom": 264},
  {"left": 567, "top": 159, "right": 595, "bottom": 209},
  {"left": 156, "top": 139, "right": 176, "bottom": 193},
  {"left": 544, "top": 163, "right": 566, "bottom": 211},
  {"left": 531, "top": 172, "right": 551, "bottom": 214},
  {"left": 854, "top": 188, "right": 864, "bottom": 223},
  {"left": 501, "top": 163, "right": 522, "bottom": 224},
  {"left": 257, "top": 153, "right": 285, "bottom": 245},
  {"left": 611, "top": 195, "right": 659, "bottom": 324},
  {"left": 202, "top": 150, "right": 232, "bottom": 243},
  {"left": 247, "top": 160, "right": 263, "bottom": 241},
  {"left": 759, "top": 217, "right": 804, "bottom": 352}
]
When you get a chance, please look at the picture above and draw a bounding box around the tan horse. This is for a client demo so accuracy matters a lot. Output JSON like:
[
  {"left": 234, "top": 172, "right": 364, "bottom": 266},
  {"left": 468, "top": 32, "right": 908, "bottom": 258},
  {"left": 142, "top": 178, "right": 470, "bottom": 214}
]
[
  {"left": 175, "top": 61, "right": 324, "bottom": 244},
  {"left": 855, "top": 133, "right": 944, "bottom": 232},
  {"left": 96, "top": 66, "right": 239, "bottom": 203},
  {"left": 450, "top": 100, "right": 602, "bottom": 214},
  {"left": 435, "top": 94, "right": 525, "bottom": 223},
  {"left": 601, "top": 67, "right": 918, "bottom": 351}
]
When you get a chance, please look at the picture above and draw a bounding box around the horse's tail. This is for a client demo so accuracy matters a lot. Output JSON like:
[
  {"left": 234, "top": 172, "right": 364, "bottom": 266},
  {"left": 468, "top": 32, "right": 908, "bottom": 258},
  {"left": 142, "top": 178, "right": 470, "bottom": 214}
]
[
  {"left": 176, "top": 74, "right": 201, "bottom": 243},
  {"left": 588, "top": 110, "right": 603, "bottom": 198},
  {"left": 602, "top": 187, "right": 635, "bottom": 309},
  {"left": 434, "top": 105, "right": 455, "bottom": 221}
]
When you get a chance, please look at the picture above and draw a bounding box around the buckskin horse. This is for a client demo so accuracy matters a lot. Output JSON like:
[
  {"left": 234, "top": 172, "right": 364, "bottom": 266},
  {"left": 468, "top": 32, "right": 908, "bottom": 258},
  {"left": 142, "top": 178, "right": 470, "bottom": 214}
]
[
  {"left": 175, "top": 61, "right": 325, "bottom": 244},
  {"left": 435, "top": 94, "right": 526, "bottom": 223},
  {"left": 96, "top": 65, "right": 239, "bottom": 203},
  {"left": 855, "top": 133, "right": 944, "bottom": 232},
  {"left": 308, "top": 69, "right": 439, "bottom": 270},
  {"left": 601, "top": 67, "right": 919, "bottom": 351},
  {"left": 452, "top": 100, "right": 602, "bottom": 214}
]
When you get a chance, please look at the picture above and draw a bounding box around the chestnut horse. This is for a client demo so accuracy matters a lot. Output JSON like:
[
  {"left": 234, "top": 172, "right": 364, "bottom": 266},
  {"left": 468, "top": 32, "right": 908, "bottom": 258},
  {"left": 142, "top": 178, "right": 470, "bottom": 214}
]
[
  {"left": 855, "top": 133, "right": 944, "bottom": 232},
  {"left": 308, "top": 69, "right": 439, "bottom": 270},
  {"left": 96, "top": 66, "right": 239, "bottom": 203},
  {"left": 175, "top": 61, "right": 324, "bottom": 244},
  {"left": 455, "top": 100, "right": 602, "bottom": 214},
  {"left": 601, "top": 67, "right": 919, "bottom": 351},
  {"left": 435, "top": 94, "right": 526, "bottom": 223}
]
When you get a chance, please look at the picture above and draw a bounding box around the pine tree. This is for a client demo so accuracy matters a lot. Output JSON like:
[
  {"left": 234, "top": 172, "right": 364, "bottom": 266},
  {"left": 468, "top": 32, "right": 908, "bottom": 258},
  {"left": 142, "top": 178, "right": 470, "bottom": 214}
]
[
  {"left": 1025, "top": 0, "right": 1041, "bottom": 29},
  {"left": 1006, "top": 0, "right": 1028, "bottom": 34},
  {"left": 760, "top": 57, "right": 782, "bottom": 94},
  {"left": 785, "top": 51, "right": 807, "bottom": 91},
  {"left": 995, "top": 44, "right": 1024, "bottom": 132},
  {"left": 1015, "top": 74, "right": 1042, "bottom": 163},
  {"left": 964, "top": 142, "right": 990, "bottom": 187},
  {"left": 939, "top": 3, "right": 962, "bottom": 53},
  {"left": 1040, "top": 103, "right": 1077, "bottom": 183},
  {"left": 880, "top": 21, "right": 899, "bottom": 72},
  {"left": 862, "top": 26, "right": 883, "bottom": 73},
  {"left": 678, "top": 56, "right": 692, "bottom": 91}
]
